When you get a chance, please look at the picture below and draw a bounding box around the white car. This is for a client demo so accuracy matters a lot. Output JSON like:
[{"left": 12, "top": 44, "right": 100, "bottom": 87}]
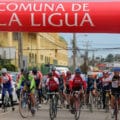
[{"left": 0, "top": 72, "right": 18, "bottom": 105}]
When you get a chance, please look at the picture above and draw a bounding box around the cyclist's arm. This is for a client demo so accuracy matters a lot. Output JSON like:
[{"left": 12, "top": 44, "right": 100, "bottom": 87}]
[
  {"left": 17, "top": 76, "right": 23, "bottom": 89},
  {"left": 38, "top": 71, "right": 43, "bottom": 88},
  {"left": 94, "top": 79, "right": 97, "bottom": 89}
]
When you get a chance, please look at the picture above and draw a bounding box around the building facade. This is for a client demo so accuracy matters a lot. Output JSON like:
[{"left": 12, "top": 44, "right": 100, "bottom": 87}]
[{"left": 0, "top": 32, "right": 68, "bottom": 69}]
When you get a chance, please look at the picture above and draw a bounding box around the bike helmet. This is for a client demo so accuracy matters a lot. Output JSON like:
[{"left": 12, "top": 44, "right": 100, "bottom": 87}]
[
  {"left": 51, "top": 66, "right": 56, "bottom": 71},
  {"left": 75, "top": 68, "right": 81, "bottom": 74},
  {"left": 23, "top": 69, "right": 29, "bottom": 76},
  {"left": 32, "top": 67, "right": 37, "bottom": 74},
  {"left": 1, "top": 68, "right": 7, "bottom": 74},
  {"left": 48, "top": 72, "right": 53, "bottom": 77}
]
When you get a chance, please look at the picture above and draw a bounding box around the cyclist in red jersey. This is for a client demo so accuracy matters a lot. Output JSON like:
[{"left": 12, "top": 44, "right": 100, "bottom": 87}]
[{"left": 69, "top": 68, "right": 85, "bottom": 113}]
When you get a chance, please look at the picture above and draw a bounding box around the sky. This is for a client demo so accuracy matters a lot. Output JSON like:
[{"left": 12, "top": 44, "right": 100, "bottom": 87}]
[{"left": 59, "top": 33, "right": 120, "bottom": 58}]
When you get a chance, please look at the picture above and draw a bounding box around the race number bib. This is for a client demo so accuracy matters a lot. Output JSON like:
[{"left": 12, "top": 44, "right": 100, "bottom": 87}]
[{"left": 112, "top": 81, "right": 118, "bottom": 88}]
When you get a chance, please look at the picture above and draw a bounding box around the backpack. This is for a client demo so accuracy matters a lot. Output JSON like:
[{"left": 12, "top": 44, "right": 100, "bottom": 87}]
[
  {"left": 48, "top": 78, "right": 58, "bottom": 91},
  {"left": 73, "top": 76, "right": 83, "bottom": 88}
]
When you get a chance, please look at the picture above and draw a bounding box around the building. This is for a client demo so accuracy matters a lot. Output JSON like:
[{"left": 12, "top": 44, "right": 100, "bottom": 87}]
[{"left": 0, "top": 32, "right": 68, "bottom": 69}]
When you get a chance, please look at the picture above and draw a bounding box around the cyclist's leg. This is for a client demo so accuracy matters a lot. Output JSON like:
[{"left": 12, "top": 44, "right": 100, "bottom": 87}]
[
  {"left": 8, "top": 87, "right": 15, "bottom": 111},
  {"left": 85, "top": 89, "right": 89, "bottom": 105},
  {"left": 110, "top": 89, "right": 115, "bottom": 118},
  {"left": 102, "top": 89, "right": 106, "bottom": 109},
  {"left": 38, "top": 88, "right": 42, "bottom": 104},
  {"left": 1, "top": 87, "right": 6, "bottom": 107}
]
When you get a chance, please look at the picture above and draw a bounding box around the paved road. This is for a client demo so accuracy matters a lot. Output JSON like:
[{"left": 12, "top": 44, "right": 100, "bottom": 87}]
[{"left": 0, "top": 105, "right": 119, "bottom": 120}]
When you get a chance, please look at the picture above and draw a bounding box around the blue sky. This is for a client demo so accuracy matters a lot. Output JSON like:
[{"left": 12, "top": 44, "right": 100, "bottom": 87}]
[{"left": 59, "top": 33, "right": 120, "bottom": 58}]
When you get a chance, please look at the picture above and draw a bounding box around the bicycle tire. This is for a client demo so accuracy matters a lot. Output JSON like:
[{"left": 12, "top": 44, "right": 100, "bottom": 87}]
[
  {"left": 3, "top": 97, "right": 7, "bottom": 112},
  {"left": 74, "top": 99, "right": 81, "bottom": 120},
  {"left": 114, "top": 100, "right": 118, "bottom": 120},
  {"left": 19, "top": 93, "right": 29, "bottom": 118},
  {"left": 89, "top": 92, "right": 93, "bottom": 112},
  {"left": 49, "top": 98, "right": 55, "bottom": 120},
  {"left": 97, "top": 94, "right": 102, "bottom": 109},
  {"left": 105, "top": 96, "right": 109, "bottom": 112}
]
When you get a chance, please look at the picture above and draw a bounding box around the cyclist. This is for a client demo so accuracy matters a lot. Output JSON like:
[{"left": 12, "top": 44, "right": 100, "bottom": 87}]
[
  {"left": 0, "top": 68, "right": 14, "bottom": 111},
  {"left": 58, "top": 72, "right": 66, "bottom": 107},
  {"left": 110, "top": 69, "right": 120, "bottom": 118},
  {"left": 17, "top": 69, "right": 36, "bottom": 113},
  {"left": 85, "top": 71, "right": 97, "bottom": 105},
  {"left": 64, "top": 71, "right": 72, "bottom": 109},
  {"left": 31, "top": 68, "right": 43, "bottom": 107},
  {"left": 101, "top": 71, "right": 112, "bottom": 109},
  {"left": 69, "top": 68, "right": 85, "bottom": 114},
  {"left": 16, "top": 68, "right": 24, "bottom": 84},
  {"left": 16, "top": 68, "right": 24, "bottom": 100},
  {"left": 46, "top": 72, "right": 59, "bottom": 93}
]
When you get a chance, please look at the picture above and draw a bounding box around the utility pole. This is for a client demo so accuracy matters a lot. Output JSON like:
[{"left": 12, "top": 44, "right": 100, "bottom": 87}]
[
  {"left": 92, "top": 50, "right": 95, "bottom": 67},
  {"left": 72, "top": 33, "right": 77, "bottom": 71},
  {"left": 83, "top": 40, "right": 91, "bottom": 74},
  {"left": 18, "top": 32, "right": 23, "bottom": 70}
]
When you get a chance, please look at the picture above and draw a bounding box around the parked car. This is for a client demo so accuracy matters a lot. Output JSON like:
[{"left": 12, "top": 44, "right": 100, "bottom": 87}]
[{"left": 0, "top": 72, "right": 18, "bottom": 105}]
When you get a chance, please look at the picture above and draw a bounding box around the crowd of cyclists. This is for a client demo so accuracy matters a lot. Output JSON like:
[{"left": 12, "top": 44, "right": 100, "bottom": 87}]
[{"left": 0, "top": 66, "right": 120, "bottom": 118}]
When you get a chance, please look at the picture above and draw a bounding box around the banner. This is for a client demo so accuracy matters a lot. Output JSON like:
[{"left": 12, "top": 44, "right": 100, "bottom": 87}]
[{"left": 0, "top": 1, "right": 120, "bottom": 33}]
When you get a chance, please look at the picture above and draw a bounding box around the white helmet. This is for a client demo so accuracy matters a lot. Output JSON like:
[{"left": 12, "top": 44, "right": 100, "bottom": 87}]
[{"left": 1, "top": 68, "right": 7, "bottom": 74}]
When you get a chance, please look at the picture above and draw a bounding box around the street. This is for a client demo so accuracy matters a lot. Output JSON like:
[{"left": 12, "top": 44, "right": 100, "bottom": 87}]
[{"left": 0, "top": 105, "right": 119, "bottom": 120}]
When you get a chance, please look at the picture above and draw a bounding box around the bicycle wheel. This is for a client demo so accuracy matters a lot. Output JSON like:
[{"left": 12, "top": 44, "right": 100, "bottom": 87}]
[
  {"left": 97, "top": 94, "right": 102, "bottom": 109},
  {"left": 74, "top": 99, "right": 81, "bottom": 120},
  {"left": 3, "top": 96, "right": 8, "bottom": 112},
  {"left": 49, "top": 98, "right": 55, "bottom": 120},
  {"left": 89, "top": 92, "right": 93, "bottom": 112},
  {"left": 54, "top": 95, "right": 58, "bottom": 118},
  {"left": 105, "top": 96, "right": 109, "bottom": 112},
  {"left": 19, "top": 93, "right": 29, "bottom": 118},
  {"left": 114, "top": 100, "right": 118, "bottom": 120}
]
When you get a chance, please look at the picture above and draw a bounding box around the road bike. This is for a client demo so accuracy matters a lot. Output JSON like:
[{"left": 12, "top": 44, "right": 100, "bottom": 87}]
[
  {"left": 2, "top": 89, "right": 10, "bottom": 112},
  {"left": 113, "top": 93, "right": 120, "bottom": 120},
  {"left": 19, "top": 87, "right": 35, "bottom": 118},
  {"left": 105, "top": 90, "right": 111, "bottom": 112},
  {"left": 72, "top": 91, "right": 82, "bottom": 120},
  {"left": 96, "top": 89, "right": 103, "bottom": 109},
  {"left": 47, "top": 92, "right": 59, "bottom": 120}
]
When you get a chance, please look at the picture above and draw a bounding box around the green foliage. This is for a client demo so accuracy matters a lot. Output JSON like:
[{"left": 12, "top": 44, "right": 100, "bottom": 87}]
[{"left": 2, "top": 64, "right": 17, "bottom": 71}]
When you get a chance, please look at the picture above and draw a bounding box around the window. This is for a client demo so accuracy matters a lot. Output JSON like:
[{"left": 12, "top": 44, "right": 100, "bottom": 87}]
[
  {"left": 12, "top": 32, "right": 18, "bottom": 40},
  {"left": 28, "top": 33, "right": 36, "bottom": 40},
  {"left": 55, "top": 49, "right": 58, "bottom": 58},
  {"left": 29, "top": 53, "right": 31, "bottom": 63},
  {"left": 40, "top": 55, "right": 43, "bottom": 61},
  {"left": 35, "top": 54, "right": 37, "bottom": 63}
]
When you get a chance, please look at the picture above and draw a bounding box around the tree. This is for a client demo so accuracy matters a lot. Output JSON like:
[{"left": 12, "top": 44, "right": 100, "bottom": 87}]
[{"left": 105, "top": 54, "right": 114, "bottom": 62}]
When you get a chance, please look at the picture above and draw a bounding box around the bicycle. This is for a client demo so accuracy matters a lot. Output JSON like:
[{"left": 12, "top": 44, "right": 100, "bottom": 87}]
[
  {"left": 88, "top": 90, "right": 94, "bottom": 112},
  {"left": 47, "top": 92, "right": 59, "bottom": 120},
  {"left": 19, "top": 87, "right": 35, "bottom": 118},
  {"left": 34, "top": 89, "right": 40, "bottom": 110},
  {"left": 96, "top": 89, "right": 103, "bottom": 109},
  {"left": 113, "top": 93, "right": 120, "bottom": 120},
  {"left": 105, "top": 90, "right": 111, "bottom": 112},
  {"left": 2, "top": 89, "right": 10, "bottom": 112},
  {"left": 72, "top": 91, "right": 82, "bottom": 120}
]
